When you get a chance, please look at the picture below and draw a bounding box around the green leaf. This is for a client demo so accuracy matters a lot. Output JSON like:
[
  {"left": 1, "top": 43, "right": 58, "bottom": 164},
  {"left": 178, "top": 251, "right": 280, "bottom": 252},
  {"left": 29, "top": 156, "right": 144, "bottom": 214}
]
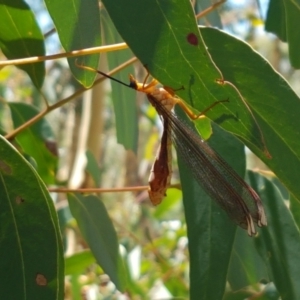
[
  {"left": 228, "top": 225, "right": 269, "bottom": 290},
  {"left": 290, "top": 194, "right": 300, "bottom": 230},
  {"left": 283, "top": 1, "right": 300, "bottom": 68},
  {"left": 70, "top": 274, "right": 82, "bottom": 300},
  {"left": 57, "top": 203, "right": 73, "bottom": 251},
  {"left": 101, "top": 9, "right": 138, "bottom": 152},
  {"left": 153, "top": 188, "right": 182, "bottom": 219},
  {"left": 200, "top": 27, "right": 300, "bottom": 202},
  {"left": 102, "top": 0, "right": 267, "bottom": 154},
  {"left": 67, "top": 193, "right": 125, "bottom": 291},
  {"left": 178, "top": 120, "right": 245, "bottom": 300},
  {"left": 265, "top": 0, "right": 300, "bottom": 68},
  {"left": 250, "top": 172, "right": 300, "bottom": 300},
  {"left": 44, "top": 0, "right": 101, "bottom": 86},
  {"left": 9, "top": 102, "right": 58, "bottom": 185},
  {"left": 0, "top": 0, "right": 45, "bottom": 88},
  {"left": 0, "top": 135, "right": 64, "bottom": 299},
  {"left": 65, "top": 250, "right": 96, "bottom": 275},
  {"left": 85, "top": 150, "right": 101, "bottom": 186},
  {"left": 265, "top": 0, "right": 287, "bottom": 41}
]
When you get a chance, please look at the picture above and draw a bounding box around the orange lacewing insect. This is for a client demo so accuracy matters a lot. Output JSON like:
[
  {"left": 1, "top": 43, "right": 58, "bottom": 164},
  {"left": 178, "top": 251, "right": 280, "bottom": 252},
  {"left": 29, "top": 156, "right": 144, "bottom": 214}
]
[{"left": 76, "top": 62, "right": 267, "bottom": 236}]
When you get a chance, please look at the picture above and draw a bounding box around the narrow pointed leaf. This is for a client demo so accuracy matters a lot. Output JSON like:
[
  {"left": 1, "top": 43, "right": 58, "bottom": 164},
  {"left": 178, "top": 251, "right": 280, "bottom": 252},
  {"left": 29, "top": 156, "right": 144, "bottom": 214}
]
[
  {"left": 44, "top": 0, "right": 101, "bottom": 86},
  {"left": 290, "top": 194, "right": 300, "bottom": 230},
  {"left": 85, "top": 150, "right": 101, "bottom": 186},
  {"left": 179, "top": 120, "right": 246, "bottom": 300},
  {"left": 0, "top": 0, "right": 45, "bottom": 88},
  {"left": 228, "top": 226, "right": 269, "bottom": 290},
  {"left": 265, "top": 0, "right": 300, "bottom": 68},
  {"left": 68, "top": 193, "right": 124, "bottom": 291},
  {"left": 101, "top": 9, "right": 138, "bottom": 152},
  {"left": 265, "top": 0, "right": 287, "bottom": 41},
  {"left": 250, "top": 173, "right": 300, "bottom": 300},
  {"left": 0, "top": 136, "right": 64, "bottom": 299},
  {"left": 201, "top": 27, "right": 300, "bottom": 202}
]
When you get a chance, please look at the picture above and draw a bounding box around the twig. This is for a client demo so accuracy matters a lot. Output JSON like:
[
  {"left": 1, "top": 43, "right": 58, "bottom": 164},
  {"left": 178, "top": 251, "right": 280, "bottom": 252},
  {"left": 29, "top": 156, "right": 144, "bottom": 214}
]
[
  {"left": 48, "top": 183, "right": 181, "bottom": 193},
  {"left": 0, "top": 43, "right": 128, "bottom": 67},
  {"left": 195, "top": 0, "right": 226, "bottom": 20},
  {"left": 5, "top": 57, "right": 138, "bottom": 140}
]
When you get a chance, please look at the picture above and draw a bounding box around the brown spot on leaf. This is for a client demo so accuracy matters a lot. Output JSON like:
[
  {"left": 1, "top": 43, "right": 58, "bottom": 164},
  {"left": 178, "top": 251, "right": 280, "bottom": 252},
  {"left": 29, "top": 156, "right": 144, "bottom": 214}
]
[
  {"left": 0, "top": 160, "right": 12, "bottom": 175},
  {"left": 36, "top": 273, "right": 47, "bottom": 286},
  {"left": 15, "top": 196, "right": 25, "bottom": 205},
  {"left": 187, "top": 33, "right": 198, "bottom": 46}
]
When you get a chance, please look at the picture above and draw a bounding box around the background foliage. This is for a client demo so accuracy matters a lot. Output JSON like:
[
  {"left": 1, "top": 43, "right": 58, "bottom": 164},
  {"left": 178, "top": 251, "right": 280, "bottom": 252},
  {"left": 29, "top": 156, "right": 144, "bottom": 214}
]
[{"left": 0, "top": 0, "right": 300, "bottom": 299}]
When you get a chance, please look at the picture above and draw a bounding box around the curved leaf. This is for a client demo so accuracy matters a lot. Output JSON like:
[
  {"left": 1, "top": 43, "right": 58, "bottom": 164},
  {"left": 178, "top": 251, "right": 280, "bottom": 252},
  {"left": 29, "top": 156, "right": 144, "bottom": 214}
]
[
  {"left": 102, "top": 0, "right": 267, "bottom": 154},
  {"left": 265, "top": 0, "right": 287, "bottom": 41},
  {"left": 290, "top": 194, "right": 300, "bottom": 229},
  {"left": 68, "top": 193, "right": 124, "bottom": 291},
  {"left": 228, "top": 226, "right": 269, "bottom": 290},
  {"left": 0, "top": 0, "right": 45, "bottom": 88},
  {"left": 201, "top": 27, "right": 300, "bottom": 202},
  {"left": 0, "top": 135, "right": 64, "bottom": 299},
  {"left": 179, "top": 120, "right": 245, "bottom": 300},
  {"left": 266, "top": 0, "right": 300, "bottom": 68},
  {"left": 101, "top": 9, "right": 138, "bottom": 152},
  {"left": 250, "top": 172, "right": 300, "bottom": 300},
  {"left": 44, "top": 0, "right": 101, "bottom": 86},
  {"left": 85, "top": 150, "right": 101, "bottom": 186}
]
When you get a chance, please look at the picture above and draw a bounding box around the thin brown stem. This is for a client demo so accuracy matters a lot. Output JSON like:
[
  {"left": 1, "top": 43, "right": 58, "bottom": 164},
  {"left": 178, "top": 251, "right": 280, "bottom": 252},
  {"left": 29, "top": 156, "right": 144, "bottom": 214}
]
[
  {"left": 195, "top": 0, "right": 226, "bottom": 20},
  {"left": 0, "top": 43, "right": 128, "bottom": 67},
  {"left": 48, "top": 183, "right": 181, "bottom": 193},
  {"left": 5, "top": 107, "right": 48, "bottom": 141}
]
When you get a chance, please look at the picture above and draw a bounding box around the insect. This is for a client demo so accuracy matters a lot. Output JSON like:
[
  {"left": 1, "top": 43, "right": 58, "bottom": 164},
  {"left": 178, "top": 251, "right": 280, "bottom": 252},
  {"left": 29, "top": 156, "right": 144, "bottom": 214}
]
[
  {"left": 148, "top": 116, "right": 172, "bottom": 206},
  {"left": 76, "top": 62, "right": 267, "bottom": 236}
]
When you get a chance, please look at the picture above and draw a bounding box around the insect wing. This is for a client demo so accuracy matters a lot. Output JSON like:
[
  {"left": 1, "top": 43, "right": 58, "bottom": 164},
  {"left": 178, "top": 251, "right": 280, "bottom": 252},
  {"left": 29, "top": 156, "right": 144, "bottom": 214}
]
[
  {"left": 148, "top": 95, "right": 266, "bottom": 235},
  {"left": 148, "top": 117, "right": 172, "bottom": 205}
]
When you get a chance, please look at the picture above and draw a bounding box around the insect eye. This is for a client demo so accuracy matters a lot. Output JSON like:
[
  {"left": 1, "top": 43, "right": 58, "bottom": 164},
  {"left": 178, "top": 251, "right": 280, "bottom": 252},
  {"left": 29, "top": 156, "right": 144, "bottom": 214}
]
[{"left": 129, "top": 81, "right": 138, "bottom": 89}]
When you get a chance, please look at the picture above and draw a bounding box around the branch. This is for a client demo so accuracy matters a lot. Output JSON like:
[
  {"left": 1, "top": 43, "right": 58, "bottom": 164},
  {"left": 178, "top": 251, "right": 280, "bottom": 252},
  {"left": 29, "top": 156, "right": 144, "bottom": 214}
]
[{"left": 5, "top": 57, "right": 138, "bottom": 140}]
